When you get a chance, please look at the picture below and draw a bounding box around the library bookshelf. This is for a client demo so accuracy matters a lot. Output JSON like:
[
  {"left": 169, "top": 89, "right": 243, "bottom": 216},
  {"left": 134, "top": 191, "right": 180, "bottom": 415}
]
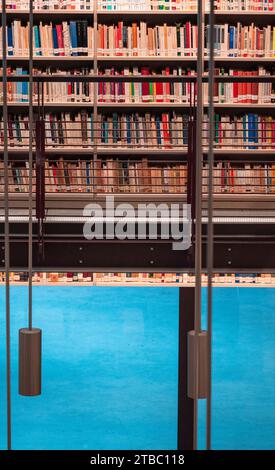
[
  {"left": 1, "top": 0, "right": 275, "bottom": 453},
  {"left": 0, "top": 1, "right": 275, "bottom": 211},
  {"left": 0, "top": 2, "right": 275, "bottom": 269}
]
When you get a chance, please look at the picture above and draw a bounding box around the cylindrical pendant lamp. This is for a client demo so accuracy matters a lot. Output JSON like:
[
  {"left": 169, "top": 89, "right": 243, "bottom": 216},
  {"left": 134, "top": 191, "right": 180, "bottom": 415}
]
[
  {"left": 18, "top": 1, "right": 42, "bottom": 398},
  {"left": 19, "top": 328, "right": 42, "bottom": 396}
]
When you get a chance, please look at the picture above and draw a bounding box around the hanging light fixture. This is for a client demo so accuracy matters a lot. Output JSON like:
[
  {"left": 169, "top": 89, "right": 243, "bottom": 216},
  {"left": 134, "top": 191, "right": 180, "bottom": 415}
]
[
  {"left": 19, "top": 328, "right": 42, "bottom": 396},
  {"left": 19, "top": 0, "right": 42, "bottom": 397}
]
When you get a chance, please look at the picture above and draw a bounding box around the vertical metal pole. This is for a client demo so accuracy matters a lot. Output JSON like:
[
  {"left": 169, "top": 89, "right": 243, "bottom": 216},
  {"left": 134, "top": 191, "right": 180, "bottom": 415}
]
[
  {"left": 93, "top": 0, "right": 98, "bottom": 192},
  {"left": 193, "top": 0, "right": 205, "bottom": 450},
  {"left": 207, "top": 0, "right": 215, "bottom": 450},
  {"left": 28, "top": 0, "right": 33, "bottom": 329},
  {"left": 2, "top": 0, "right": 12, "bottom": 450},
  {"left": 177, "top": 288, "right": 195, "bottom": 450}
]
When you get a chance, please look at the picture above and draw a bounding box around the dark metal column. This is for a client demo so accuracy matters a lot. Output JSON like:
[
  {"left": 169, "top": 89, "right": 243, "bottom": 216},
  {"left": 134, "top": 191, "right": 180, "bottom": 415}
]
[
  {"left": 2, "top": 0, "right": 12, "bottom": 450},
  {"left": 177, "top": 287, "right": 195, "bottom": 450}
]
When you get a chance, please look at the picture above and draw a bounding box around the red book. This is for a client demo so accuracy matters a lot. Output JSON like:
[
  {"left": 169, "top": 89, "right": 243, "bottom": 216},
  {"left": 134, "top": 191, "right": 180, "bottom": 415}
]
[
  {"left": 251, "top": 70, "right": 258, "bottom": 104},
  {"left": 186, "top": 22, "right": 190, "bottom": 57},
  {"left": 156, "top": 79, "right": 163, "bottom": 103},
  {"left": 165, "top": 67, "right": 170, "bottom": 103},
  {"left": 67, "top": 272, "right": 73, "bottom": 281},
  {"left": 218, "top": 122, "right": 222, "bottom": 145},
  {"left": 272, "top": 121, "right": 275, "bottom": 149},
  {"left": 162, "top": 113, "right": 171, "bottom": 148},
  {"left": 230, "top": 168, "right": 234, "bottom": 193},
  {"left": 141, "top": 67, "right": 150, "bottom": 103},
  {"left": 214, "top": 68, "right": 219, "bottom": 103},
  {"left": 119, "top": 69, "right": 125, "bottom": 102},
  {"left": 233, "top": 70, "right": 238, "bottom": 103},
  {"left": 238, "top": 71, "right": 245, "bottom": 104},
  {"left": 68, "top": 79, "right": 72, "bottom": 99},
  {"left": 246, "top": 70, "right": 252, "bottom": 104},
  {"left": 8, "top": 116, "right": 13, "bottom": 146},
  {"left": 98, "top": 70, "right": 104, "bottom": 102},
  {"left": 117, "top": 22, "right": 123, "bottom": 56},
  {"left": 56, "top": 25, "right": 65, "bottom": 56},
  {"left": 52, "top": 167, "right": 58, "bottom": 192}
]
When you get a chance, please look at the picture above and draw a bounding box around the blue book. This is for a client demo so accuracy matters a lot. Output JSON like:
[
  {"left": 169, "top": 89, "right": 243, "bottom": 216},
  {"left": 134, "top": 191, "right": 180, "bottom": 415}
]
[
  {"left": 69, "top": 22, "right": 78, "bottom": 56},
  {"left": 229, "top": 26, "right": 234, "bottom": 57},
  {"left": 15, "top": 68, "right": 22, "bottom": 102},
  {"left": 122, "top": 26, "right": 127, "bottom": 48},
  {"left": 22, "top": 70, "right": 28, "bottom": 102},
  {"left": 52, "top": 27, "right": 58, "bottom": 56},
  {"left": 7, "top": 26, "right": 13, "bottom": 56},
  {"left": 248, "top": 114, "right": 255, "bottom": 149},
  {"left": 33, "top": 25, "right": 41, "bottom": 56},
  {"left": 102, "top": 120, "right": 108, "bottom": 143},
  {"left": 253, "top": 114, "right": 258, "bottom": 146},
  {"left": 156, "top": 115, "right": 161, "bottom": 145}
]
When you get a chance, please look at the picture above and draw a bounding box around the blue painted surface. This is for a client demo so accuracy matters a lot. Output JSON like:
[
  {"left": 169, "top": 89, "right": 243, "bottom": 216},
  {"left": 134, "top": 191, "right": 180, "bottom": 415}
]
[{"left": 0, "top": 286, "right": 274, "bottom": 450}]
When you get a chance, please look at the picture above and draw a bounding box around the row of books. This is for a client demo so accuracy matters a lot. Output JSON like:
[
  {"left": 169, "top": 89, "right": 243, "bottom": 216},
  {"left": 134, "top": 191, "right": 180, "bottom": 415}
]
[
  {"left": 98, "top": 22, "right": 275, "bottom": 57},
  {"left": 3, "top": 0, "right": 275, "bottom": 12},
  {"left": 98, "top": 0, "right": 275, "bottom": 11},
  {"left": 1, "top": 22, "right": 275, "bottom": 57},
  {"left": 2, "top": 272, "right": 275, "bottom": 286},
  {"left": 93, "top": 272, "right": 275, "bottom": 285},
  {"left": 2, "top": 21, "right": 93, "bottom": 57},
  {"left": 1, "top": 159, "right": 274, "bottom": 193},
  {"left": 1, "top": 112, "right": 275, "bottom": 149},
  {"left": 1, "top": 272, "right": 275, "bottom": 286},
  {"left": 1, "top": 66, "right": 274, "bottom": 104},
  {"left": 4, "top": 0, "right": 94, "bottom": 10}
]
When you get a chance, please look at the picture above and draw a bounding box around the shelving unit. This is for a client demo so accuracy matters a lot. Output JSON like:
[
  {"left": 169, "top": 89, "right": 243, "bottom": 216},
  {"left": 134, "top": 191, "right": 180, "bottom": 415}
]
[
  {"left": 1, "top": 0, "right": 275, "bottom": 452},
  {"left": 0, "top": 5, "right": 274, "bottom": 208}
]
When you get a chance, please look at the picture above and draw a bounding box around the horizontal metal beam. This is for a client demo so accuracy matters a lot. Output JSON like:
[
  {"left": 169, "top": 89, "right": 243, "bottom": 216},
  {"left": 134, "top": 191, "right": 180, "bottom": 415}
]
[{"left": 1, "top": 222, "right": 275, "bottom": 272}]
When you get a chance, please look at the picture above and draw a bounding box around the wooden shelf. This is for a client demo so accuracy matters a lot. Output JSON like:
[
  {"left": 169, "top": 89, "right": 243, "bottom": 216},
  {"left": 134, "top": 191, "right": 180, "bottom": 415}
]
[
  {"left": 1, "top": 281, "right": 275, "bottom": 288},
  {"left": 4, "top": 101, "right": 275, "bottom": 109},
  {"left": 3, "top": 9, "right": 275, "bottom": 17},
  {"left": 1, "top": 147, "right": 274, "bottom": 156},
  {"left": 2, "top": 56, "right": 275, "bottom": 63}
]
